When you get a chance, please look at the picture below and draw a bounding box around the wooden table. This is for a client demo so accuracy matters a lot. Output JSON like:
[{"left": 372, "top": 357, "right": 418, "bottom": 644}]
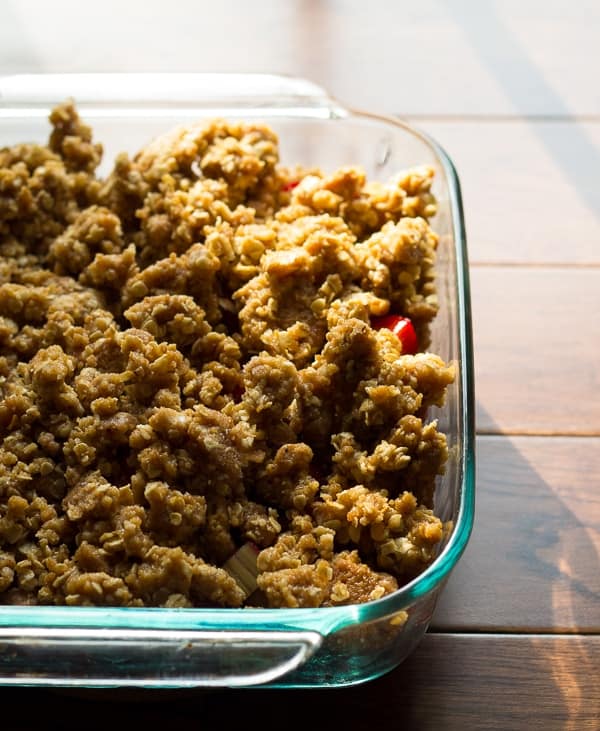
[{"left": 1, "top": 1, "right": 599, "bottom": 728}]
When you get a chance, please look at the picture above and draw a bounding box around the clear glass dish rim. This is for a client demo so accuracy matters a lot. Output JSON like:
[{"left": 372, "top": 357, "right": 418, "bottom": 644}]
[{"left": 0, "top": 72, "right": 475, "bottom": 636}]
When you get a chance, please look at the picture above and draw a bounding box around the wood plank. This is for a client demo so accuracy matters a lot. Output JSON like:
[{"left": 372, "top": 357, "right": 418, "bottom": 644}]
[
  {"left": 1, "top": 635, "right": 599, "bottom": 729},
  {"left": 471, "top": 266, "right": 600, "bottom": 435},
  {"left": 432, "top": 436, "right": 600, "bottom": 632},
  {"left": 1, "top": 0, "right": 599, "bottom": 117},
  {"left": 422, "top": 120, "right": 600, "bottom": 265}
]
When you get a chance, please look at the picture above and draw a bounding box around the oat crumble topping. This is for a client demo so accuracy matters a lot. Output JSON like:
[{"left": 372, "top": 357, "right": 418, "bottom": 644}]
[{"left": 0, "top": 101, "right": 454, "bottom": 608}]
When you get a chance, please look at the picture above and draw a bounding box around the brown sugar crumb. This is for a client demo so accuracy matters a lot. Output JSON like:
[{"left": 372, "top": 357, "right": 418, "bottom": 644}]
[{"left": 0, "top": 101, "right": 455, "bottom": 609}]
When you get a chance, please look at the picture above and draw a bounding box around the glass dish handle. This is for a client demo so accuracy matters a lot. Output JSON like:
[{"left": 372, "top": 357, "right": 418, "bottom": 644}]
[
  {"left": 0, "top": 72, "right": 341, "bottom": 115},
  {"left": 0, "top": 627, "right": 323, "bottom": 688}
]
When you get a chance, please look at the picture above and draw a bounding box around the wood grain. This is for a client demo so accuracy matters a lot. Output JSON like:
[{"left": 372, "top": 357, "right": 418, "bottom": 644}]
[
  {"left": 1, "top": 635, "right": 598, "bottom": 730},
  {"left": 1, "top": 0, "right": 599, "bottom": 117},
  {"left": 422, "top": 120, "right": 600, "bottom": 264},
  {"left": 470, "top": 266, "right": 600, "bottom": 435},
  {"left": 432, "top": 435, "right": 600, "bottom": 632}
]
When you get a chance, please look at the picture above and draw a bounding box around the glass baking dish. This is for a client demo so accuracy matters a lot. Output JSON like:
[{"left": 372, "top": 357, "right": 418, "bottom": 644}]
[{"left": 0, "top": 72, "right": 475, "bottom": 688}]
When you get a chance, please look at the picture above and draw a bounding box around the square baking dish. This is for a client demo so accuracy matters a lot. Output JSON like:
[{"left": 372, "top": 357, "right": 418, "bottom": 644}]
[{"left": 0, "top": 72, "right": 475, "bottom": 688}]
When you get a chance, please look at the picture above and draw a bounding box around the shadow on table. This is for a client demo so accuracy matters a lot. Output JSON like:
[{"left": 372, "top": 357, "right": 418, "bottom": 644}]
[
  {"left": 432, "top": 421, "right": 600, "bottom": 632},
  {"left": 439, "top": 0, "right": 600, "bottom": 225},
  {"left": 430, "top": 400, "right": 600, "bottom": 727}
]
